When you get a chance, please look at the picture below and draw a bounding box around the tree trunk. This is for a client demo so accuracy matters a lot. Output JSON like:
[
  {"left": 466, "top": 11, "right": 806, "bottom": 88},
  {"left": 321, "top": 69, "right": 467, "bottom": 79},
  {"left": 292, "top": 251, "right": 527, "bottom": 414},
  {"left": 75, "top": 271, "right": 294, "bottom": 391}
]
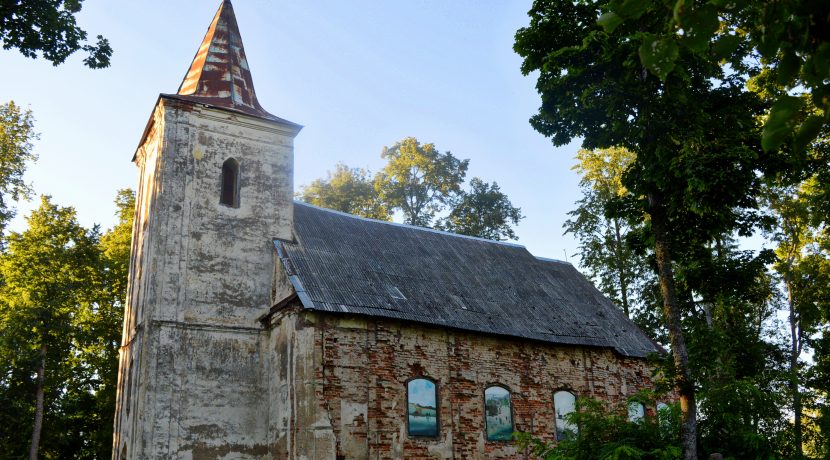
[
  {"left": 648, "top": 192, "right": 697, "bottom": 460},
  {"left": 786, "top": 276, "right": 803, "bottom": 460},
  {"left": 29, "top": 343, "right": 47, "bottom": 460},
  {"left": 613, "top": 218, "right": 630, "bottom": 317}
]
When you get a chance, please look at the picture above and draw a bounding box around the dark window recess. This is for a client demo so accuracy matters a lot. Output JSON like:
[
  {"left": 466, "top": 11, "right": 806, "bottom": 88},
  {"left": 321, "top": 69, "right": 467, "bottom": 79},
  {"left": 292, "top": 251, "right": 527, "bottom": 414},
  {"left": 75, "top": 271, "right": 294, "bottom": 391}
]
[{"left": 220, "top": 158, "right": 240, "bottom": 207}]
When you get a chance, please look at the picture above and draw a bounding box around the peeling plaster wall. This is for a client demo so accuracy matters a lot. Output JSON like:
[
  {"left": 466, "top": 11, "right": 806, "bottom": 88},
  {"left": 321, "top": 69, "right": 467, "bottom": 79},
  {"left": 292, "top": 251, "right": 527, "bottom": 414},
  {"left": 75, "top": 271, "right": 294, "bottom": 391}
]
[
  {"left": 275, "top": 311, "right": 659, "bottom": 460},
  {"left": 114, "top": 99, "right": 299, "bottom": 459},
  {"left": 267, "top": 309, "right": 338, "bottom": 460}
]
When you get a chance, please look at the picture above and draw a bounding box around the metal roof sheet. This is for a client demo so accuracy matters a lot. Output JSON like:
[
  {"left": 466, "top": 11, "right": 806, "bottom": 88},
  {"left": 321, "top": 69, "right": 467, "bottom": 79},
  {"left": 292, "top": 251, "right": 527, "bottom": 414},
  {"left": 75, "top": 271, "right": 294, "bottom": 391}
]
[{"left": 278, "top": 201, "right": 660, "bottom": 358}]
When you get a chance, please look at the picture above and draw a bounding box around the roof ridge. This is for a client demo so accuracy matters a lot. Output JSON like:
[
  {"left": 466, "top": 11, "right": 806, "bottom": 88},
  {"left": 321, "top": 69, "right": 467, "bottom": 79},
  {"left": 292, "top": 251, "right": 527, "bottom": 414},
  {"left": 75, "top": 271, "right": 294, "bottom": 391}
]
[
  {"left": 535, "top": 255, "right": 572, "bottom": 265},
  {"left": 293, "top": 200, "right": 526, "bottom": 248}
]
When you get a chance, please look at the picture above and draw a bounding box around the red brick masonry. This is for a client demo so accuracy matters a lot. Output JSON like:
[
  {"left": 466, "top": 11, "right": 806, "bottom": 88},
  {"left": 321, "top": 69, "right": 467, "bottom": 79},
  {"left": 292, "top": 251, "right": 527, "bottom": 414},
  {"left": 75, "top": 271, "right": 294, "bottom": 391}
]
[{"left": 296, "top": 312, "right": 659, "bottom": 459}]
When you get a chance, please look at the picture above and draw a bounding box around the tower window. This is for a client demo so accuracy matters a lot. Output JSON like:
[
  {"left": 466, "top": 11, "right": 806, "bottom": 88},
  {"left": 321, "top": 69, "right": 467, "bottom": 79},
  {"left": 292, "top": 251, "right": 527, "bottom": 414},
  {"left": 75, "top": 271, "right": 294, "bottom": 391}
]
[{"left": 220, "top": 158, "right": 240, "bottom": 207}]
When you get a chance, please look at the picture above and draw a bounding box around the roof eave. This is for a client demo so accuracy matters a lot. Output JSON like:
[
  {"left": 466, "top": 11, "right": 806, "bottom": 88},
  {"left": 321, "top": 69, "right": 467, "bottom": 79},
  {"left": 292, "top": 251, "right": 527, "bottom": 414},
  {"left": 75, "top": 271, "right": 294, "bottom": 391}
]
[{"left": 132, "top": 94, "right": 303, "bottom": 162}]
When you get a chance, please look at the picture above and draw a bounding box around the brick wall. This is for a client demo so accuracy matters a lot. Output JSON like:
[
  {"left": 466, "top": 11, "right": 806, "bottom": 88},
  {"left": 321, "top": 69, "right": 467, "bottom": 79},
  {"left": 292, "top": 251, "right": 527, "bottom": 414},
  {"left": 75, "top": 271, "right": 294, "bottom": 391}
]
[{"left": 274, "top": 310, "right": 660, "bottom": 459}]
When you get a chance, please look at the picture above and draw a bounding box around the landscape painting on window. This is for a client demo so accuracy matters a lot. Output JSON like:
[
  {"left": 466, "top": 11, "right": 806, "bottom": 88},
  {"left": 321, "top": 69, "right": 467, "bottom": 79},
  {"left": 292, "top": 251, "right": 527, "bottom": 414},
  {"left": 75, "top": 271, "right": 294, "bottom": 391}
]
[
  {"left": 484, "top": 386, "right": 513, "bottom": 441},
  {"left": 407, "top": 378, "right": 438, "bottom": 437}
]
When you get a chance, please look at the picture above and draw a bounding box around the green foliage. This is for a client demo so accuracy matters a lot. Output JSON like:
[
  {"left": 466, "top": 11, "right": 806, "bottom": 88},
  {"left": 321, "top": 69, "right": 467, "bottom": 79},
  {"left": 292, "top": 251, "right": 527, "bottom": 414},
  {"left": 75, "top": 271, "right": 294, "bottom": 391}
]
[
  {"left": 0, "top": 0, "right": 112, "bottom": 68},
  {"left": 376, "top": 137, "right": 469, "bottom": 227},
  {"left": 298, "top": 163, "right": 390, "bottom": 220},
  {"left": 764, "top": 177, "right": 830, "bottom": 458},
  {"left": 564, "top": 147, "right": 655, "bottom": 318},
  {"left": 436, "top": 178, "right": 522, "bottom": 241},
  {"left": 0, "top": 190, "right": 134, "bottom": 459},
  {"left": 515, "top": 2, "right": 774, "bottom": 456},
  {"left": 83, "top": 189, "right": 134, "bottom": 459},
  {"left": 299, "top": 138, "right": 523, "bottom": 241},
  {"left": 516, "top": 395, "right": 681, "bottom": 460},
  {"left": 0, "top": 101, "right": 38, "bottom": 236},
  {"left": 0, "top": 196, "right": 100, "bottom": 458},
  {"left": 596, "top": 0, "right": 829, "bottom": 153}
]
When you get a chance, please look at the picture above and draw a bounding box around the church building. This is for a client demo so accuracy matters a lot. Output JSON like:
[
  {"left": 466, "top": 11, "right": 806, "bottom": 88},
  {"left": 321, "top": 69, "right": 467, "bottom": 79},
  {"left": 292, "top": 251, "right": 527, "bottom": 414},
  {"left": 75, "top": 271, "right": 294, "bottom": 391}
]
[{"left": 112, "top": 1, "right": 662, "bottom": 458}]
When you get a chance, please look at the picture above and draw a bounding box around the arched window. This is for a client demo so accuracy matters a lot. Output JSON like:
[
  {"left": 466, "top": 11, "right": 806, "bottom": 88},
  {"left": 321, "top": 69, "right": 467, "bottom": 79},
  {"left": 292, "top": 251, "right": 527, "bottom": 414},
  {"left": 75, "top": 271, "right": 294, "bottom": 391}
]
[
  {"left": 407, "top": 377, "right": 438, "bottom": 437},
  {"left": 554, "top": 390, "right": 577, "bottom": 440},
  {"left": 627, "top": 401, "right": 645, "bottom": 422},
  {"left": 220, "top": 158, "right": 240, "bottom": 207},
  {"left": 484, "top": 385, "right": 513, "bottom": 441},
  {"left": 656, "top": 402, "right": 671, "bottom": 428}
]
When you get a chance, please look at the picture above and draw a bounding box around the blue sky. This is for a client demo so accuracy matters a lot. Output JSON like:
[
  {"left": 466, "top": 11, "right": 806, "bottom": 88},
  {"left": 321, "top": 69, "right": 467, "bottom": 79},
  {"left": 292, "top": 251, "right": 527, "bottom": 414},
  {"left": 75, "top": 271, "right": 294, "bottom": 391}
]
[
  {"left": 408, "top": 379, "right": 436, "bottom": 408},
  {"left": 1, "top": 0, "right": 584, "bottom": 264}
]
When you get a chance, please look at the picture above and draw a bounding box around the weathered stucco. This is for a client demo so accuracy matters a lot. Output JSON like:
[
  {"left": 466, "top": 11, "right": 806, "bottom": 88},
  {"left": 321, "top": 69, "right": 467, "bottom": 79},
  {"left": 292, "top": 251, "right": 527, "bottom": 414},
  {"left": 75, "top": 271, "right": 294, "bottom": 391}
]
[
  {"left": 113, "top": 98, "right": 300, "bottom": 459},
  {"left": 264, "top": 309, "right": 660, "bottom": 460}
]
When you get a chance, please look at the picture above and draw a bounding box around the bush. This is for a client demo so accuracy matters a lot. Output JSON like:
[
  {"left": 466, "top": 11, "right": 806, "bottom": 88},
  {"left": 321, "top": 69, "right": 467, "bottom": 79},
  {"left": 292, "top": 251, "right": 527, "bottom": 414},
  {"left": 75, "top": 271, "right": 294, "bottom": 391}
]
[{"left": 515, "top": 392, "right": 681, "bottom": 460}]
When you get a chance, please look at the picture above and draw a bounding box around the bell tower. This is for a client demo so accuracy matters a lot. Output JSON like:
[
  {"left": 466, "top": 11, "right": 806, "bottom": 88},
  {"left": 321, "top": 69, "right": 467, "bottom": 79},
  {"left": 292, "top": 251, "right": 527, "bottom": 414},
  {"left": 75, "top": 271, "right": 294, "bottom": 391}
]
[{"left": 112, "top": 1, "right": 301, "bottom": 457}]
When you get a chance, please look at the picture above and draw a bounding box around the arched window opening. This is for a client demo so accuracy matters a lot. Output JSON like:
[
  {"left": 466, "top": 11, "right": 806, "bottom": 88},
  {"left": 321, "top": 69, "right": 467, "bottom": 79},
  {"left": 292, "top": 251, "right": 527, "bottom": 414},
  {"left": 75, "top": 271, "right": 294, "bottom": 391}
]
[
  {"left": 554, "top": 390, "right": 577, "bottom": 440},
  {"left": 407, "top": 377, "right": 438, "bottom": 438},
  {"left": 220, "top": 158, "right": 240, "bottom": 207},
  {"left": 656, "top": 402, "right": 671, "bottom": 428},
  {"left": 484, "top": 385, "right": 513, "bottom": 441},
  {"left": 627, "top": 401, "right": 645, "bottom": 422}
]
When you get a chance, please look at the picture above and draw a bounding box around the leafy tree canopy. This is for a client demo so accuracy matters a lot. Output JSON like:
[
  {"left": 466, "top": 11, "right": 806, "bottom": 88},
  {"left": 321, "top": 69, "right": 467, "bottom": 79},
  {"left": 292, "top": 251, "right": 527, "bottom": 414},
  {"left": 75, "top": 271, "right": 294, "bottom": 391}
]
[
  {"left": 298, "top": 138, "right": 524, "bottom": 241},
  {"left": 564, "top": 147, "right": 654, "bottom": 318},
  {"left": 597, "top": 0, "right": 829, "bottom": 154},
  {"left": 0, "top": 196, "right": 100, "bottom": 458},
  {"left": 0, "top": 190, "right": 134, "bottom": 459},
  {"left": 436, "top": 177, "right": 522, "bottom": 241},
  {"left": 1, "top": 0, "right": 112, "bottom": 68},
  {"left": 376, "top": 137, "right": 469, "bottom": 227},
  {"left": 0, "top": 101, "right": 38, "bottom": 235},
  {"left": 515, "top": 1, "right": 774, "bottom": 457},
  {"left": 298, "top": 163, "right": 389, "bottom": 221}
]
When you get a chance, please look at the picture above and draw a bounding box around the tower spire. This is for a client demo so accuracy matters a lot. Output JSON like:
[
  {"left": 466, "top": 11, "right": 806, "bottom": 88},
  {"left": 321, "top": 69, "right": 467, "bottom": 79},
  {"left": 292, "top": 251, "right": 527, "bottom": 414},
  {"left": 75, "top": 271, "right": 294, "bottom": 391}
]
[{"left": 173, "top": 0, "right": 280, "bottom": 121}]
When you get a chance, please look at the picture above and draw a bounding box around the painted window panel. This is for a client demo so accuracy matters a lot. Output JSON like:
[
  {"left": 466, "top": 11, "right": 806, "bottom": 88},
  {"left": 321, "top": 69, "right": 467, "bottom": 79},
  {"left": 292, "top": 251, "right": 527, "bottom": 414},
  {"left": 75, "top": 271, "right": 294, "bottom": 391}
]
[
  {"left": 484, "top": 386, "right": 513, "bottom": 441},
  {"left": 627, "top": 401, "right": 645, "bottom": 422},
  {"left": 407, "top": 378, "right": 438, "bottom": 437},
  {"left": 554, "top": 390, "right": 577, "bottom": 440}
]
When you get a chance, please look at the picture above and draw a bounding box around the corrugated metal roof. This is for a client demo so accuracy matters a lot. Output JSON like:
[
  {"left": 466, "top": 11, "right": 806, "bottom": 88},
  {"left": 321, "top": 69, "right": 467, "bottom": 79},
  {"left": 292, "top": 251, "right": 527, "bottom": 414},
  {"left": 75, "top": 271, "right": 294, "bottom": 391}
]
[{"left": 276, "top": 202, "right": 660, "bottom": 358}]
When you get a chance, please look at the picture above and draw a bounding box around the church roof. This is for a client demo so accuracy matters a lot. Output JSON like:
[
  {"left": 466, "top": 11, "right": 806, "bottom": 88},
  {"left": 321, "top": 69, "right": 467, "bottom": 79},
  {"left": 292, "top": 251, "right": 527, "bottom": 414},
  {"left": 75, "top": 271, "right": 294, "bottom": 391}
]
[
  {"left": 163, "top": 0, "right": 298, "bottom": 126},
  {"left": 274, "top": 202, "right": 661, "bottom": 358}
]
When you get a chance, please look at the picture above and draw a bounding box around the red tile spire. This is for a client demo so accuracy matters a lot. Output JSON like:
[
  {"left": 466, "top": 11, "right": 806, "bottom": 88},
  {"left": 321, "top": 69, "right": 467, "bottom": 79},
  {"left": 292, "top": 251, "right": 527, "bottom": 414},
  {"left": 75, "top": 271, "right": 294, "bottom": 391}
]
[{"left": 173, "top": 0, "right": 283, "bottom": 121}]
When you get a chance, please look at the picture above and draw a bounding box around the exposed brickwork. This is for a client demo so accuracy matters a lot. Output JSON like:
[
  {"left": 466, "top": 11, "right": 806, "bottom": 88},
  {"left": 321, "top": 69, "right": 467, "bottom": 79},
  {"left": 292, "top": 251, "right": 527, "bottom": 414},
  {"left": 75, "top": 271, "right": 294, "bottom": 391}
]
[{"left": 280, "top": 311, "right": 661, "bottom": 459}]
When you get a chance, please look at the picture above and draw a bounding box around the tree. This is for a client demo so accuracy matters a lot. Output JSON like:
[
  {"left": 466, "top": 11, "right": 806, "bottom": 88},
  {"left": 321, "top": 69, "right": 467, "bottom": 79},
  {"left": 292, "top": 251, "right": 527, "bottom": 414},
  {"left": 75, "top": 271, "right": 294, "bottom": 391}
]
[
  {"left": 298, "top": 163, "right": 389, "bottom": 220},
  {"left": 515, "top": 1, "right": 771, "bottom": 457},
  {"left": 765, "top": 178, "right": 830, "bottom": 459},
  {"left": 300, "top": 139, "right": 524, "bottom": 240},
  {"left": 515, "top": 394, "right": 682, "bottom": 459},
  {"left": 1, "top": 0, "right": 111, "bottom": 68},
  {"left": 81, "top": 189, "right": 134, "bottom": 458},
  {"left": 0, "top": 196, "right": 100, "bottom": 459},
  {"left": 564, "top": 147, "right": 653, "bottom": 318},
  {"left": 376, "top": 137, "right": 469, "bottom": 227},
  {"left": 0, "top": 101, "right": 38, "bottom": 236},
  {"left": 436, "top": 178, "right": 522, "bottom": 241},
  {"left": 596, "top": 0, "right": 829, "bottom": 154}
]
